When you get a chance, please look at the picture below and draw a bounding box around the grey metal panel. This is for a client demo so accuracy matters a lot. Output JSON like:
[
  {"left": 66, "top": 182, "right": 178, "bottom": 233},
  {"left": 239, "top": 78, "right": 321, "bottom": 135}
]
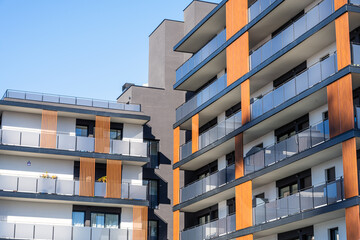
[
  {"left": 54, "top": 226, "right": 72, "bottom": 240},
  {"left": 0, "top": 222, "right": 15, "bottom": 238},
  {"left": 56, "top": 179, "right": 74, "bottom": 196},
  {"left": 18, "top": 177, "right": 37, "bottom": 193},
  {"left": 15, "top": 223, "right": 34, "bottom": 239},
  {"left": 34, "top": 224, "right": 53, "bottom": 239},
  {"left": 73, "top": 227, "right": 91, "bottom": 240},
  {"left": 38, "top": 178, "right": 56, "bottom": 194},
  {"left": 92, "top": 228, "right": 110, "bottom": 240},
  {"left": 0, "top": 175, "right": 17, "bottom": 191},
  {"left": 57, "top": 134, "right": 76, "bottom": 151}
]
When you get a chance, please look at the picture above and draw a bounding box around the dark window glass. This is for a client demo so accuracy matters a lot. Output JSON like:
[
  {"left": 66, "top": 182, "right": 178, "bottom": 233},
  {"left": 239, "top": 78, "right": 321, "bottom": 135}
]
[
  {"left": 227, "top": 198, "right": 236, "bottom": 214},
  {"left": 110, "top": 129, "right": 122, "bottom": 140},
  {"left": 91, "top": 213, "right": 119, "bottom": 229},
  {"left": 72, "top": 211, "right": 85, "bottom": 227},
  {"left": 226, "top": 152, "right": 235, "bottom": 166},
  {"left": 148, "top": 180, "right": 159, "bottom": 209},
  {"left": 275, "top": 115, "right": 309, "bottom": 142},
  {"left": 253, "top": 193, "right": 266, "bottom": 207},
  {"left": 149, "top": 220, "right": 158, "bottom": 240},
  {"left": 329, "top": 228, "right": 339, "bottom": 240},
  {"left": 326, "top": 167, "right": 336, "bottom": 182},
  {"left": 198, "top": 214, "right": 210, "bottom": 225},
  {"left": 225, "top": 101, "right": 241, "bottom": 117},
  {"left": 147, "top": 140, "right": 159, "bottom": 168},
  {"left": 277, "top": 169, "right": 311, "bottom": 198},
  {"left": 199, "top": 117, "right": 218, "bottom": 135},
  {"left": 76, "top": 125, "right": 88, "bottom": 137}
]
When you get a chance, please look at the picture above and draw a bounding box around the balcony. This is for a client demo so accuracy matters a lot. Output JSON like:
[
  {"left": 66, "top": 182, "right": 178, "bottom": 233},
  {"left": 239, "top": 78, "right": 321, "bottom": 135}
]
[
  {"left": 249, "top": 0, "right": 276, "bottom": 22},
  {"left": 0, "top": 221, "right": 130, "bottom": 240},
  {"left": 353, "top": 43, "right": 360, "bottom": 66},
  {"left": 350, "top": 0, "right": 360, "bottom": 5},
  {"left": 180, "top": 214, "right": 235, "bottom": 240},
  {"left": 180, "top": 165, "right": 235, "bottom": 203},
  {"left": 251, "top": 52, "right": 337, "bottom": 119},
  {"left": 2, "top": 89, "right": 141, "bottom": 112},
  {"left": 0, "top": 129, "right": 148, "bottom": 157},
  {"left": 253, "top": 178, "right": 344, "bottom": 225},
  {"left": 176, "top": 29, "right": 226, "bottom": 83},
  {"left": 250, "top": 0, "right": 334, "bottom": 70},
  {"left": 245, "top": 119, "right": 329, "bottom": 175},
  {"left": 0, "top": 175, "right": 148, "bottom": 201},
  {"left": 176, "top": 74, "right": 227, "bottom": 122}
]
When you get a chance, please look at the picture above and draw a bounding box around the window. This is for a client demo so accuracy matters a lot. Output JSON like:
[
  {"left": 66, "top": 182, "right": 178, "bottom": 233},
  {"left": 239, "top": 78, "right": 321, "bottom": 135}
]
[
  {"left": 198, "top": 214, "right": 210, "bottom": 225},
  {"left": 226, "top": 151, "right": 235, "bottom": 166},
  {"left": 76, "top": 125, "right": 88, "bottom": 137},
  {"left": 149, "top": 220, "right": 158, "bottom": 240},
  {"left": 277, "top": 169, "right": 311, "bottom": 198},
  {"left": 91, "top": 213, "right": 119, "bottom": 229},
  {"left": 148, "top": 180, "right": 159, "bottom": 209},
  {"left": 329, "top": 228, "right": 339, "bottom": 240},
  {"left": 275, "top": 114, "right": 309, "bottom": 142},
  {"left": 72, "top": 212, "right": 85, "bottom": 227},
  {"left": 147, "top": 140, "right": 159, "bottom": 168},
  {"left": 110, "top": 129, "right": 122, "bottom": 140},
  {"left": 253, "top": 193, "right": 266, "bottom": 207},
  {"left": 326, "top": 167, "right": 336, "bottom": 183},
  {"left": 227, "top": 198, "right": 236, "bottom": 215},
  {"left": 279, "top": 183, "right": 298, "bottom": 198}
]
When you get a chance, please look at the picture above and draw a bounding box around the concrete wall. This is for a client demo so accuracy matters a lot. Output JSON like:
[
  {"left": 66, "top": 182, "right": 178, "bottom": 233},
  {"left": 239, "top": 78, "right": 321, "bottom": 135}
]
[
  {"left": 309, "top": 104, "right": 328, "bottom": 126},
  {"left": 123, "top": 123, "right": 143, "bottom": 142},
  {"left": 253, "top": 181, "right": 277, "bottom": 201},
  {"left": 57, "top": 116, "right": 76, "bottom": 136},
  {"left": 2, "top": 111, "right": 41, "bottom": 132},
  {"left": 0, "top": 199, "right": 72, "bottom": 225},
  {"left": 183, "top": 1, "right": 217, "bottom": 35},
  {"left": 122, "top": 165, "right": 143, "bottom": 184},
  {"left": 120, "top": 207, "right": 133, "bottom": 229},
  {"left": 314, "top": 217, "right": 346, "bottom": 239},
  {"left": 311, "top": 156, "right": 343, "bottom": 186}
]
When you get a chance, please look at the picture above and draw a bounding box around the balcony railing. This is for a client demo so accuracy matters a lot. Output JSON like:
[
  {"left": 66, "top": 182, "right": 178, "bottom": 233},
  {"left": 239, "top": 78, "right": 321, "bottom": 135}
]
[
  {"left": 0, "top": 221, "right": 131, "bottom": 240},
  {"left": 250, "top": 0, "right": 334, "bottom": 70},
  {"left": 181, "top": 214, "right": 235, "bottom": 240},
  {"left": 2, "top": 89, "right": 141, "bottom": 112},
  {"left": 0, "top": 129, "right": 148, "bottom": 157},
  {"left": 352, "top": 43, "right": 360, "bottom": 66},
  {"left": 0, "top": 175, "right": 148, "bottom": 200},
  {"left": 176, "top": 74, "right": 227, "bottom": 122},
  {"left": 349, "top": 0, "right": 360, "bottom": 5},
  {"left": 249, "top": 0, "right": 276, "bottom": 22},
  {"left": 253, "top": 178, "right": 344, "bottom": 225},
  {"left": 245, "top": 120, "right": 329, "bottom": 175},
  {"left": 176, "top": 29, "right": 226, "bottom": 82},
  {"left": 180, "top": 164, "right": 235, "bottom": 203},
  {"left": 251, "top": 53, "right": 337, "bottom": 119}
]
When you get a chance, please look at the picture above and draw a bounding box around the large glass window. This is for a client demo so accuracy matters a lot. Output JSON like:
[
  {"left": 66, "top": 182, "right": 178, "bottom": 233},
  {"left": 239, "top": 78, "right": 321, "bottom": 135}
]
[
  {"left": 91, "top": 213, "right": 119, "bottom": 229},
  {"left": 147, "top": 140, "right": 159, "bottom": 168},
  {"left": 329, "top": 228, "right": 339, "bottom": 240},
  {"left": 148, "top": 180, "right": 159, "bottom": 209},
  {"left": 76, "top": 125, "right": 88, "bottom": 137},
  {"left": 72, "top": 212, "right": 85, "bottom": 227},
  {"left": 110, "top": 129, "right": 122, "bottom": 140},
  {"left": 149, "top": 220, "right": 158, "bottom": 240}
]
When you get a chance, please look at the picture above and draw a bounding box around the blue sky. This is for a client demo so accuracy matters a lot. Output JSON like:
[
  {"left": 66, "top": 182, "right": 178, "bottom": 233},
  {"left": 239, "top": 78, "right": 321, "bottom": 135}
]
[{"left": 0, "top": 0, "right": 221, "bottom": 101}]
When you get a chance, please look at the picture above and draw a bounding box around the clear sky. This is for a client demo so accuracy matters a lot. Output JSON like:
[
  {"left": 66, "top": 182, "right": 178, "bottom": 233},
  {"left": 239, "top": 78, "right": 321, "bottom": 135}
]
[{"left": 0, "top": 0, "right": 221, "bottom": 101}]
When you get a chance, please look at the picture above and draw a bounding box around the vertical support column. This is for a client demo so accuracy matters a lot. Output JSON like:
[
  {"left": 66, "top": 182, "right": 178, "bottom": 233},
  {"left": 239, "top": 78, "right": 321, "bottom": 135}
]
[
  {"left": 79, "top": 157, "right": 95, "bottom": 197},
  {"left": 133, "top": 206, "right": 148, "bottom": 240},
  {"left": 335, "top": 0, "right": 349, "bottom": 11},
  {"left": 173, "top": 210, "right": 180, "bottom": 240},
  {"left": 226, "top": 0, "right": 248, "bottom": 40},
  {"left": 235, "top": 181, "right": 252, "bottom": 229},
  {"left": 192, "top": 114, "right": 199, "bottom": 153},
  {"left": 241, "top": 79, "right": 250, "bottom": 125},
  {"left": 335, "top": 13, "right": 351, "bottom": 70},
  {"left": 342, "top": 138, "right": 360, "bottom": 239},
  {"left": 235, "top": 133, "right": 244, "bottom": 179},
  {"left": 173, "top": 127, "right": 180, "bottom": 240},
  {"left": 40, "top": 110, "right": 58, "bottom": 148},
  {"left": 95, "top": 116, "right": 110, "bottom": 153},
  {"left": 106, "top": 159, "right": 122, "bottom": 198},
  {"left": 227, "top": 32, "right": 249, "bottom": 86}
]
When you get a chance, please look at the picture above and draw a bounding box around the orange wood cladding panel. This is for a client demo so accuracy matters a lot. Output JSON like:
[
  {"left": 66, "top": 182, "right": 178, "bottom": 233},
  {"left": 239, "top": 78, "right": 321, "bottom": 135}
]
[
  {"left": 133, "top": 206, "right": 148, "bottom": 240},
  {"left": 226, "top": 0, "right": 248, "bottom": 40},
  {"left": 237, "top": 235, "right": 253, "bottom": 240},
  {"left": 335, "top": 0, "right": 348, "bottom": 11},
  {"left": 106, "top": 160, "right": 122, "bottom": 198},
  {"left": 236, "top": 181, "right": 252, "bottom": 230},
  {"left": 174, "top": 127, "right": 180, "bottom": 164},
  {"left": 192, "top": 114, "right": 199, "bottom": 153},
  {"left": 241, "top": 79, "right": 250, "bottom": 124},
  {"left": 345, "top": 206, "right": 360, "bottom": 239},
  {"left": 235, "top": 133, "right": 244, "bottom": 179},
  {"left": 173, "top": 168, "right": 180, "bottom": 206},
  {"left": 95, "top": 116, "right": 111, "bottom": 153},
  {"left": 40, "top": 110, "right": 58, "bottom": 148},
  {"left": 227, "top": 32, "right": 249, "bottom": 86},
  {"left": 79, "top": 157, "right": 95, "bottom": 197},
  {"left": 173, "top": 210, "right": 180, "bottom": 240},
  {"left": 342, "top": 138, "right": 359, "bottom": 198},
  {"left": 335, "top": 13, "right": 351, "bottom": 70}
]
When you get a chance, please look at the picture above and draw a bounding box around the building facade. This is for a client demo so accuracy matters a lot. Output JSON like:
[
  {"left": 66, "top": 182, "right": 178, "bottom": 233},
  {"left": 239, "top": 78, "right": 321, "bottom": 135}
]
[
  {"left": 173, "top": 0, "right": 360, "bottom": 239},
  {"left": 0, "top": 90, "right": 151, "bottom": 239}
]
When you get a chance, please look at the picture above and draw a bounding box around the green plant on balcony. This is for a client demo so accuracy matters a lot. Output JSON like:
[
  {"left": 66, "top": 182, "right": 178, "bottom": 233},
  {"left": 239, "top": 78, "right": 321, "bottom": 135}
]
[
  {"left": 98, "top": 176, "right": 107, "bottom": 183},
  {"left": 40, "top": 171, "right": 57, "bottom": 179}
]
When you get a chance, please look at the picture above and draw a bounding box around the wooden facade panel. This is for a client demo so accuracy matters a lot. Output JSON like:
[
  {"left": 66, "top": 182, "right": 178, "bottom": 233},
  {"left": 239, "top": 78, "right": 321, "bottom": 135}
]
[
  {"left": 40, "top": 110, "right": 58, "bottom": 148},
  {"left": 95, "top": 116, "right": 110, "bottom": 154},
  {"left": 339, "top": 74, "right": 354, "bottom": 133},
  {"left": 174, "top": 127, "right": 180, "bottom": 164},
  {"left": 79, "top": 157, "right": 95, "bottom": 197},
  {"left": 237, "top": 235, "right": 253, "bottom": 240},
  {"left": 192, "top": 114, "right": 199, "bottom": 153},
  {"left": 235, "top": 133, "right": 244, "bottom": 179},
  {"left": 133, "top": 206, "right": 148, "bottom": 240},
  {"left": 342, "top": 138, "right": 359, "bottom": 198},
  {"left": 173, "top": 168, "right": 180, "bottom": 206},
  {"left": 327, "top": 81, "right": 341, "bottom": 138},
  {"left": 335, "top": 13, "right": 351, "bottom": 70},
  {"left": 106, "top": 160, "right": 122, "bottom": 198},
  {"left": 241, "top": 79, "right": 250, "bottom": 125},
  {"left": 335, "top": 0, "right": 348, "bottom": 11},
  {"left": 345, "top": 206, "right": 360, "bottom": 239},
  {"left": 226, "top": 0, "right": 248, "bottom": 40},
  {"left": 227, "top": 32, "right": 249, "bottom": 86},
  {"left": 173, "top": 210, "right": 180, "bottom": 240},
  {"left": 236, "top": 181, "right": 252, "bottom": 230}
]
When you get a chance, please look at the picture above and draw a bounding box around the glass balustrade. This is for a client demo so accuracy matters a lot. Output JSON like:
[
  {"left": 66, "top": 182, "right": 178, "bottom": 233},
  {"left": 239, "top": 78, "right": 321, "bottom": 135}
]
[
  {"left": 249, "top": 0, "right": 276, "bottom": 22},
  {"left": 180, "top": 140, "right": 192, "bottom": 160},
  {"left": 176, "top": 29, "right": 226, "bottom": 82},
  {"left": 181, "top": 214, "right": 236, "bottom": 240},
  {"left": 0, "top": 221, "right": 130, "bottom": 240},
  {"left": 251, "top": 53, "right": 337, "bottom": 119},
  {"left": 253, "top": 178, "right": 344, "bottom": 225},
  {"left": 352, "top": 43, "right": 360, "bottom": 66},
  {"left": 180, "top": 165, "right": 235, "bottom": 202},
  {"left": 176, "top": 74, "right": 227, "bottom": 122},
  {"left": 350, "top": 0, "right": 360, "bottom": 5},
  {"left": 250, "top": 0, "right": 334, "bottom": 70},
  {"left": 2, "top": 89, "right": 141, "bottom": 112},
  {"left": 245, "top": 120, "right": 329, "bottom": 175},
  {"left": 0, "top": 175, "right": 148, "bottom": 200},
  {"left": 0, "top": 129, "right": 148, "bottom": 157}
]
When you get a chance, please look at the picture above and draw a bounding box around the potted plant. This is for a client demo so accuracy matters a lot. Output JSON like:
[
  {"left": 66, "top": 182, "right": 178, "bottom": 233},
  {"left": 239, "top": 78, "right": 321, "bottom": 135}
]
[{"left": 38, "top": 171, "right": 57, "bottom": 194}]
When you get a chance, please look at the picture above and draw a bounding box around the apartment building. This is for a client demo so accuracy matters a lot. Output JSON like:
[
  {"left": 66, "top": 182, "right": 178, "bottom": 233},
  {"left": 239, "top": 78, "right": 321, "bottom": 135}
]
[
  {"left": 0, "top": 90, "right": 151, "bottom": 239},
  {"left": 173, "top": 0, "right": 360, "bottom": 239}
]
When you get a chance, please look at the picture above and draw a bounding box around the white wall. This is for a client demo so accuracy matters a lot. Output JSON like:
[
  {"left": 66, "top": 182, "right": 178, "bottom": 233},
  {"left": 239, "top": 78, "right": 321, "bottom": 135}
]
[
  {"left": 309, "top": 104, "right": 328, "bottom": 126},
  {"left": 120, "top": 207, "right": 133, "bottom": 229},
  {"left": 307, "top": 42, "right": 337, "bottom": 66},
  {"left": 1, "top": 111, "right": 41, "bottom": 132},
  {"left": 123, "top": 124, "right": 143, "bottom": 142},
  {"left": 314, "top": 217, "right": 346, "bottom": 240},
  {"left": 253, "top": 181, "right": 277, "bottom": 202},
  {"left": 0, "top": 199, "right": 72, "bottom": 225},
  {"left": 122, "top": 165, "right": 143, "bottom": 184},
  {"left": 311, "top": 156, "right": 343, "bottom": 186},
  {"left": 251, "top": 82, "right": 273, "bottom": 100},
  {"left": 57, "top": 117, "right": 76, "bottom": 136},
  {"left": 244, "top": 131, "right": 275, "bottom": 156},
  {"left": 0, "top": 155, "right": 74, "bottom": 180}
]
